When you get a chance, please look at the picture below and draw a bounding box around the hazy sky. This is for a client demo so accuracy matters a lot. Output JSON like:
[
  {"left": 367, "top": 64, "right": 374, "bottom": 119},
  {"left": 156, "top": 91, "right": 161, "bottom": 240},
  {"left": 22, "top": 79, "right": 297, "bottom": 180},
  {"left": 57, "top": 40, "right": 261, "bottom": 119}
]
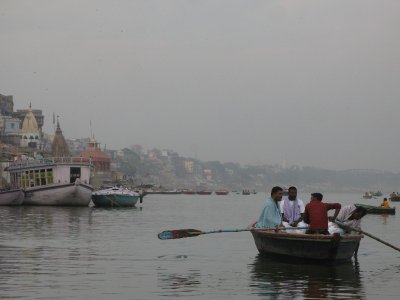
[{"left": 1, "top": 0, "right": 400, "bottom": 171}]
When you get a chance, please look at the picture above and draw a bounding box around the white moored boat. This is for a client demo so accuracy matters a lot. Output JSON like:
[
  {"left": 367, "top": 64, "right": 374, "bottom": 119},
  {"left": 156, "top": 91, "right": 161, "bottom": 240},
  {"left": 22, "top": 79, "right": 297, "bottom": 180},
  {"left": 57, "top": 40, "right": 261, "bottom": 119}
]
[
  {"left": 5, "top": 157, "right": 93, "bottom": 206},
  {"left": 92, "top": 186, "right": 140, "bottom": 207},
  {"left": 0, "top": 188, "right": 25, "bottom": 205}
]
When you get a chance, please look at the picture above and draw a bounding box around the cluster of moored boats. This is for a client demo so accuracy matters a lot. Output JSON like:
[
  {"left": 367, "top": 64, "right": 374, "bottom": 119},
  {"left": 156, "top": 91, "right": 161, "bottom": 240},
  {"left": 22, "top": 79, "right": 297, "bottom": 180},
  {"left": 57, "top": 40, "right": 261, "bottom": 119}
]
[
  {"left": 145, "top": 189, "right": 229, "bottom": 195},
  {"left": 0, "top": 156, "right": 142, "bottom": 208},
  {"left": 145, "top": 189, "right": 257, "bottom": 195}
]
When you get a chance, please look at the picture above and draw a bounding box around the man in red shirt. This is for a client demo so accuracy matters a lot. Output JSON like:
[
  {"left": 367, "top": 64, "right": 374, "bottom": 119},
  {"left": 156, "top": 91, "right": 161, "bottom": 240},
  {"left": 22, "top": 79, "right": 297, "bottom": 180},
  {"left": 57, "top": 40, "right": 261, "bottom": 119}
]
[{"left": 304, "top": 193, "right": 341, "bottom": 235}]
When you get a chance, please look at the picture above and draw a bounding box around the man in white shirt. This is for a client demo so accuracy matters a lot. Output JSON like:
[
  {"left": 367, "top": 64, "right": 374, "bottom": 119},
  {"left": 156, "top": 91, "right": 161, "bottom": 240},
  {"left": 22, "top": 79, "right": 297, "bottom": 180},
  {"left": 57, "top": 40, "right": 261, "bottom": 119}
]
[{"left": 280, "top": 186, "right": 307, "bottom": 228}]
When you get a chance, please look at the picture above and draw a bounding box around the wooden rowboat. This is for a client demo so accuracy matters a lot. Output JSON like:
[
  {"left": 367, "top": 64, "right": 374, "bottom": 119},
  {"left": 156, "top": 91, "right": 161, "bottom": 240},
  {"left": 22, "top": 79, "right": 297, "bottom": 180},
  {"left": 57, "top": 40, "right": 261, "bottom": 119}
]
[
  {"left": 390, "top": 194, "right": 400, "bottom": 201},
  {"left": 355, "top": 203, "right": 395, "bottom": 215},
  {"left": 251, "top": 229, "right": 363, "bottom": 261}
]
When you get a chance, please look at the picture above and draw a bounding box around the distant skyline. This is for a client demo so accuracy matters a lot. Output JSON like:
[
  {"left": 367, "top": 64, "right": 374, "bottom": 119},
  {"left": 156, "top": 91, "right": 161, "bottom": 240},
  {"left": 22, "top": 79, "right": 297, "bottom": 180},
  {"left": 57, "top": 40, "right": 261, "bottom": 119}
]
[{"left": 1, "top": 0, "right": 400, "bottom": 172}]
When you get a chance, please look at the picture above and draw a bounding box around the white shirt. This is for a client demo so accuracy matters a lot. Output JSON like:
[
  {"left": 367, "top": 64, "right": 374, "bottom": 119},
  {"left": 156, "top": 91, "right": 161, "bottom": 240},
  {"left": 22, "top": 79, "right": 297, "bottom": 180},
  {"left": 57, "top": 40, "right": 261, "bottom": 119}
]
[{"left": 279, "top": 197, "right": 305, "bottom": 213}]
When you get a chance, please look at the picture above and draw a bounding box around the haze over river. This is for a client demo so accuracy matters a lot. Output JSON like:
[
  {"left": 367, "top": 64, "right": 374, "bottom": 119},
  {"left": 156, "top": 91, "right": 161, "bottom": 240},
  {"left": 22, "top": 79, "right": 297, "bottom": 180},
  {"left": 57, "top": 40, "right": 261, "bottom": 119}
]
[{"left": 0, "top": 193, "right": 399, "bottom": 299}]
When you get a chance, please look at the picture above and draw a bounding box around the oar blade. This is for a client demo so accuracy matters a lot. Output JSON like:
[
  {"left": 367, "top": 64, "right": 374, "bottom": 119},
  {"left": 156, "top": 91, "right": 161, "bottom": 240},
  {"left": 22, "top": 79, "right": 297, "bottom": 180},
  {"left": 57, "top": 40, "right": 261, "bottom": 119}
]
[{"left": 158, "top": 229, "right": 203, "bottom": 240}]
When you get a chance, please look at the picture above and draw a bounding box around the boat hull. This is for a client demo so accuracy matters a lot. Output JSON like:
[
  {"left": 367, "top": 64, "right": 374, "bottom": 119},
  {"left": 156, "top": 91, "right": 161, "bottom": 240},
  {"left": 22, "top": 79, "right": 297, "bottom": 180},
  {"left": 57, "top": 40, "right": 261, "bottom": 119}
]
[
  {"left": 251, "top": 230, "right": 362, "bottom": 261},
  {"left": 92, "top": 194, "right": 140, "bottom": 207},
  {"left": 215, "top": 191, "right": 229, "bottom": 195},
  {"left": 23, "top": 183, "right": 93, "bottom": 206},
  {"left": 355, "top": 203, "right": 395, "bottom": 215},
  {"left": 0, "top": 189, "right": 24, "bottom": 205},
  {"left": 390, "top": 195, "right": 400, "bottom": 201},
  {"left": 197, "top": 191, "right": 212, "bottom": 195}
]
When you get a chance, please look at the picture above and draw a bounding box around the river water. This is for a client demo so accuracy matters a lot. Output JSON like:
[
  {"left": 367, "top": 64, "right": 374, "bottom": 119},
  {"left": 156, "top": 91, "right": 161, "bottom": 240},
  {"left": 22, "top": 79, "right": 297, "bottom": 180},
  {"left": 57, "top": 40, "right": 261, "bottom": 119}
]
[{"left": 0, "top": 193, "right": 399, "bottom": 299}]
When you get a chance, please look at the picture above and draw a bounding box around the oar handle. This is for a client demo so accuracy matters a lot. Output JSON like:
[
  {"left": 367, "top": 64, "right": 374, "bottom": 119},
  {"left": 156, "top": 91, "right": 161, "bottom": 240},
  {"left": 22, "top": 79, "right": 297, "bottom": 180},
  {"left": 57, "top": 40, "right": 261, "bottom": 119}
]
[
  {"left": 203, "top": 227, "right": 308, "bottom": 234},
  {"left": 335, "top": 220, "right": 400, "bottom": 252}
]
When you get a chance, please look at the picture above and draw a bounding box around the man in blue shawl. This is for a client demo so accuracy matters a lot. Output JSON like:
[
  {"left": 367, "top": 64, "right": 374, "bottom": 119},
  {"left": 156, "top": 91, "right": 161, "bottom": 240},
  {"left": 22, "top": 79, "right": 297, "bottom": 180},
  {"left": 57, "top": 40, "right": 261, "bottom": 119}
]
[{"left": 255, "top": 186, "right": 283, "bottom": 228}]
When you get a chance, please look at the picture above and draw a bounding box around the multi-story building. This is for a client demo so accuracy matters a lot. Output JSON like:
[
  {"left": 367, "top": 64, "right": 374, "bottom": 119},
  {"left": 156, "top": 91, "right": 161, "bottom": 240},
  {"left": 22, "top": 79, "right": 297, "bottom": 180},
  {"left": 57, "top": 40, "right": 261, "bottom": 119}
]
[
  {"left": 0, "top": 115, "right": 21, "bottom": 146},
  {"left": 0, "top": 94, "right": 14, "bottom": 116}
]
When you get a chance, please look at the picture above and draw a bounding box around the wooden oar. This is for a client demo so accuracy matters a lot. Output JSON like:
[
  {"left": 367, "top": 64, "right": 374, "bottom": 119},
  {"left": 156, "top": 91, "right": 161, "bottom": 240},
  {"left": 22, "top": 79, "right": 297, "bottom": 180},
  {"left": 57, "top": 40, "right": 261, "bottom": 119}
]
[
  {"left": 158, "top": 227, "right": 308, "bottom": 240},
  {"left": 334, "top": 220, "right": 400, "bottom": 252}
]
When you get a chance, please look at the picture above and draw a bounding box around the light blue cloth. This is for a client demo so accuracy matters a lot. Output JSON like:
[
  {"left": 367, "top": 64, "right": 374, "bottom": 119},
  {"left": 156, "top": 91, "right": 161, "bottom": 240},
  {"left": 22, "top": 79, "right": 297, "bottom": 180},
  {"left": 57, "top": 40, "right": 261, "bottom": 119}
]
[{"left": 256, "top": 197, "right": 282, "bottom": 228}]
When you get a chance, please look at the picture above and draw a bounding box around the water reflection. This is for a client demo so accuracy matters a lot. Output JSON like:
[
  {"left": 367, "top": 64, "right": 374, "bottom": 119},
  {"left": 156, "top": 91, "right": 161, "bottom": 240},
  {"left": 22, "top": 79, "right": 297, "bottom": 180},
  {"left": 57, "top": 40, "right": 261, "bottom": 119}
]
[
  {"left": 157, "top": 268, "right": 202, "bottom": 297},
  {"left": 249, "top": 255, "right": 364, "bottom": 299},
  {"left": 381, "top": 214, "right": 389, "bottom": 225}
]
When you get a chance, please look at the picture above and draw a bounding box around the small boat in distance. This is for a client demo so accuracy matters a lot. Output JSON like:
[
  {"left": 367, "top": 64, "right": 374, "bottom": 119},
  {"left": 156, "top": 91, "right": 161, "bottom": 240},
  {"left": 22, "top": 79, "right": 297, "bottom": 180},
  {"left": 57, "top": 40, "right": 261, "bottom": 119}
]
[
  {"left": 251, "top": 229, "right": 363, "bottom": 261},
  {"left": 282, "top": 187, "right": 289, "bottom": 196},
  {"left": 0, "top": 188, "right": 24, "bottom": 205},
  {"left": 355, "top": 203, "right": 395, "bottom": 215},
  {"left": 197, "top": 190, "right": 213, "bottom": 195},
  {"left": 92, "top": 186, "right": 140, "bottom": 207},
  {"left": 362, "top": 192, "right": 372, "bottom": 199},
  {"left": 242, "top": 190, "right": 251, "bottom": 195},
  {"left": 215, "top": 189, "right": 229, "bottom": 195},
  {"left": 371, "top": 191, "right": 383, "bottom": 197},
  {"left": 182, "top": 189, "right": 196, "bottom": 195},
  {"left": 389, "top": 192, "right": 400, "bottom": 201}
]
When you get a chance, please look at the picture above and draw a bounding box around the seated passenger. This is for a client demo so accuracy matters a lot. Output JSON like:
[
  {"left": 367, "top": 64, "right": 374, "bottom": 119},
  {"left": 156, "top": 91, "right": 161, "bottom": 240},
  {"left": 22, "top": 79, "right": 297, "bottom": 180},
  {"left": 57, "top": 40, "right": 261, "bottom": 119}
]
[
  {"left": 381, "top": 198, "right": 390, "bottom": 208},
  {"left": 251, "top": 186, "right": 283, "bottom": 228},
  {"left": 304, "top": 193, "right": 341, "bottom": 235},
  {"left": 280, "top": 186, "right": 307, "bottom": 229}
]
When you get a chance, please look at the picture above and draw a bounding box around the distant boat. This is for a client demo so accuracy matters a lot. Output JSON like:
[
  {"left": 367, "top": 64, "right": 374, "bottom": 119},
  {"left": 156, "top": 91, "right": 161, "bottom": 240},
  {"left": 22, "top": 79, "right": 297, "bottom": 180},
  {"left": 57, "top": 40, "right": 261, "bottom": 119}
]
[
  {"left": 197, "top": 191, "right": 213, "bottom": 195},
  {"left": 355, "top": 203, "right": 395, "bottom": 215},
  {"left": 371, "top": 191, "right": 383, "bottom": 197},
  {"left": 242, "top": 190, "right": 251, "bottom": 195},
  {"left": 362, "top": 192, "right": 372, "bottom": 199},
  {"left": 283, "top": 188, "right": 289, "bottom": 197},
  {"left": 92, "top": 186, "right": 140, "bottom": 207},
  {"left": 145, "top": 189, "right": 182, "bottom": 195},
  {"left": 158, "top": 190, "right": 182, "bottom": 195},
  {"left": 182, "top": 189, "right": 196, "bottom": 195},
  {"left": 0, "top": 188, "right": 24, "bottom": 205},
  {"left": 389, "top": 193, "right": 400, "bottom": 202},
  {"left": 215, "top": 190, "right": 229, "bottom": 195},
  {"left": 5, "top": 157, "right": 93, "bottom": 206}
]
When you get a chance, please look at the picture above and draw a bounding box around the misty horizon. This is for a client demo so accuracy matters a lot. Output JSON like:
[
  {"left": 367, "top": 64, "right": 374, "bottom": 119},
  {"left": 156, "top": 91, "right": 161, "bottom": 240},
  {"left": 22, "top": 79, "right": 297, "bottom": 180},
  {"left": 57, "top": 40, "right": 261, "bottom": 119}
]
[{"left": 1, "top": 0, "right": 400, "bottom": 172}]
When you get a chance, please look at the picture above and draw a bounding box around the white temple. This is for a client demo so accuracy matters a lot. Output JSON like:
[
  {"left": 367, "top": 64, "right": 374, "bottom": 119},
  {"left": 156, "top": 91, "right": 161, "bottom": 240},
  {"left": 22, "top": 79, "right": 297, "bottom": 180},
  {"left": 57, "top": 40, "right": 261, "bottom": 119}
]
[{"left": 20, "top": 104, "right": 42, "bottom": 149}]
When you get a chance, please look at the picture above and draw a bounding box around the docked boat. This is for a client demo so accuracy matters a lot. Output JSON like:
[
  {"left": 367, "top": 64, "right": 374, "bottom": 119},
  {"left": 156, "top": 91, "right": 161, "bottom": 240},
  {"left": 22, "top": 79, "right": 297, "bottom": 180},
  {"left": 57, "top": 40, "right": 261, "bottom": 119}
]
[
  {"left": 251, "top": 229, "right": 363, "bottom": 261},
  {"left": 5, "top": 157, "right": 93, "bottom": 206},
  {"left": 362, "top": 192, "right": 372, "bottom": 199},
  {"left": 283, "top": 188, "right": 289, "bottom": 197},
  {"left": 371, "top": 191, "right": 383, "bottom": 197},
  {"left": 389, "top": 193, "right": 400, "bottom": 201},
  {"left": 197, "top": 190, "right": 212, "bottom": 195},
  {"left": 182, "top": 189, "right": 196, "bottom": 195},
  {"left": 92, "top": 186, "right": 140, "bottom": 207},
  {"left": 215, "top": 189, "right": 229, "bottom": 195},
  {"left": 355, "top": 203, "right": 395, "bottom": 215},
  {"left": 242, "top": 190, "right": 251, "bottom": 195},
  {"left": 0, "top": 188, "right": 24, "bottom": 205}
]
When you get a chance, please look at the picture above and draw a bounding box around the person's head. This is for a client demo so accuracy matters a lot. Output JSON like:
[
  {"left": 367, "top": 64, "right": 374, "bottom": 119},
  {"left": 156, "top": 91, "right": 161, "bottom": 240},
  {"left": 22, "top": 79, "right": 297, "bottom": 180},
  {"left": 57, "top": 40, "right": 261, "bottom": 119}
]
[
  {"left": 350, "top": 206, "right": 368, "bottom": 220},
  {"left": 271, "top": 186, "right": 283, "bottom": 202},
  {"left": 311, "top": 193, "right": 323, "bottom": 201},
  {"left": 383, "top": 198, "right": 388, "bottom": 202},
  {"left": 288, "top": 186, "right": 297, "bottom": 200}
]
